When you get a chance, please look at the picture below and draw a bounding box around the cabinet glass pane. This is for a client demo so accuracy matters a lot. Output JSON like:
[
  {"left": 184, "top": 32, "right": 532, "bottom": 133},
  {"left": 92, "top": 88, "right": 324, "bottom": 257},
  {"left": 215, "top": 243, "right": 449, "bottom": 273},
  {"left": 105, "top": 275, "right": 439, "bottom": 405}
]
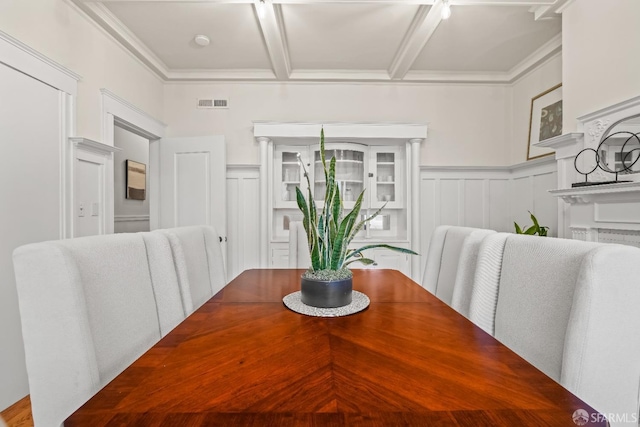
[
  {"left": 314, "top": 149, "right": 365, "bottom": 201},
  {"left": 376, "top": 152, "right": 395, "bottom": 202},
  {"left": 281, "top": 152, "right": 301, "bottom": 203},
  {"left": 369, "top": 214, "right": 391, "bottom": 231}
]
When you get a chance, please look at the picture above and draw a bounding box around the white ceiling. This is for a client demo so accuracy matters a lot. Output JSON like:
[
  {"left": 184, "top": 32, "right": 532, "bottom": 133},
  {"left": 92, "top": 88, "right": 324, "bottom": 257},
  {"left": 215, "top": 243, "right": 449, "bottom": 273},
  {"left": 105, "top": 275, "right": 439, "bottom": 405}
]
[{"left": 73, "top": 0, "right": 567, "bottom": 83}]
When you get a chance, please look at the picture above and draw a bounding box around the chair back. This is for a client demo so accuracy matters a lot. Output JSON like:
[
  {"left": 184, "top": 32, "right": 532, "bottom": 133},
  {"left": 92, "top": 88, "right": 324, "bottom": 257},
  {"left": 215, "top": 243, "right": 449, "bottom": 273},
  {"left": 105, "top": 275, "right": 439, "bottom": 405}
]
[
  {"left": 480, "top": 234, "right": 602, "bottom": 381},
  {"left": 13, "top": 233, "right": 165, "bottom": 426},
  {"left": 423, "top": 226, "right": 494, "bottom": 306},
  {"left": 468, "top": 233, "right": 509, "bottom": 333},
  {"left": 288, "top": 221, "right": 311, "bottom": 268},
  {"left": 160, "top": 226, "right": 227, "bottom": 310},
  {"left": 450, "top": 229, "right": 497, "bottom": 317},
  {"left": 141, "top": 231, "right": 193, "bottom": 331},
  {"left": 560, "top": 244, "right": 640, "bottom": 426}
]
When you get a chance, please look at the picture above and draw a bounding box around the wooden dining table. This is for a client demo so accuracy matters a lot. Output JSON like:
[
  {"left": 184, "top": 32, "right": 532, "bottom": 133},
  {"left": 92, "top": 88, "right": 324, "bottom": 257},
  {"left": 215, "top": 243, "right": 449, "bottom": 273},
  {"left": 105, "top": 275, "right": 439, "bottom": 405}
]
[{"left": 66, "top": 269, "right": 606, "bottom": 426}]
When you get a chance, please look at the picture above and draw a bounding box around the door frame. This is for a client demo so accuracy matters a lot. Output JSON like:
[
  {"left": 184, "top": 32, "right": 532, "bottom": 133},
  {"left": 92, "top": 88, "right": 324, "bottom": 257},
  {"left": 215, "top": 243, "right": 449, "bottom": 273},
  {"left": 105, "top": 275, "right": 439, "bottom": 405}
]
[{"left": 100, "top": 89, "right": 165, "bottom": 232}]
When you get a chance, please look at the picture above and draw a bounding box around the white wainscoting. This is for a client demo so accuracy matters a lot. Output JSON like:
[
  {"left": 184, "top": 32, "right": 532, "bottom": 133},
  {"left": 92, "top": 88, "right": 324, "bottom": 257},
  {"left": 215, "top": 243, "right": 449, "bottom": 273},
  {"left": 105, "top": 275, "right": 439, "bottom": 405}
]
[
  {"left": 419, "top": 156, "right": 557, "bottom": 281},
  {"left": 226, "top": 165, "right": 261, "bottom": 281}
]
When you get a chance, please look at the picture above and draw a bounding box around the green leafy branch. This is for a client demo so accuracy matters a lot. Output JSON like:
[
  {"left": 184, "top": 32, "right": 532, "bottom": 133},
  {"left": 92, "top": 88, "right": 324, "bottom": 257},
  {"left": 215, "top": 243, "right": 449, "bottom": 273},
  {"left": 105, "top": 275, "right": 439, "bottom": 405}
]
[{"left": 514, "top": 211, "right": 549, "bottom": 236}]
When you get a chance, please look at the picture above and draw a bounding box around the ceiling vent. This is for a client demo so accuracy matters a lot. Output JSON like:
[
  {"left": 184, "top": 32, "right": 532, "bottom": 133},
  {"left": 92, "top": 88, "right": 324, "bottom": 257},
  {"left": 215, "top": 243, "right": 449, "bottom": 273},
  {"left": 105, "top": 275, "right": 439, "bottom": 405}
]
[{"left": 197, "top": 98, "right": 229, "bottom": 109}]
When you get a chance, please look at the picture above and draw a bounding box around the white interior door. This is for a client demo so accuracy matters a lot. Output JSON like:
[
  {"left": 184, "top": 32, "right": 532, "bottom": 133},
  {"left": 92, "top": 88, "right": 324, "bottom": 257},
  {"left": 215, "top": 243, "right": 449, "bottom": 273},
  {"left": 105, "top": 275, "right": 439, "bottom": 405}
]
[
  {"left": 0, "top": 62, "right": 62, "bottom": 408},
  {"left": 158, "top": 136, "right": 226, "bottom": 249}
]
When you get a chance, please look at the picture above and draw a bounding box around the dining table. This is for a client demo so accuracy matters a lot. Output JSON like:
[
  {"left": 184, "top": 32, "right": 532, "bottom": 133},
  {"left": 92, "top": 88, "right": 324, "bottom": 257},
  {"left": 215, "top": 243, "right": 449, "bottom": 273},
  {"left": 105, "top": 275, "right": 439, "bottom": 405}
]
[{"left": 66, "top": 269, "right": 606, "bottom": 426}]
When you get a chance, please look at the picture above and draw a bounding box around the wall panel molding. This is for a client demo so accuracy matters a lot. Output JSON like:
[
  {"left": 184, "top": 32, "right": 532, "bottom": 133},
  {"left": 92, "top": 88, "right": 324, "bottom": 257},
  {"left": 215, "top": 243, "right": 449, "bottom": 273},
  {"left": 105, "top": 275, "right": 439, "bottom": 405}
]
[
  {"left": 226, "top": 165, "right": 261, "bottom": 281},
  {"left": 419, "top": 156, "right": 557, "bottom": 280}
]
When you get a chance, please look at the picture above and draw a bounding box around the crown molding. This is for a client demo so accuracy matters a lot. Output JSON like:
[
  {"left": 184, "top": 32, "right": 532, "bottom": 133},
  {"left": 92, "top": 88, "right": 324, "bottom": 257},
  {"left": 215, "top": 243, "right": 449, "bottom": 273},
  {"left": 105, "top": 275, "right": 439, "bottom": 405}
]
[
  {"left": 506, "top": 33, "right": 561, "bottom": 83},
  {"left": 0, "top": 29, "right": 81, "bottom": 95},
  {"left": 73, "top": 0, "right": 564, "bottom": 84},
  {"left": 73, "top": 1, "right": 170, "bottom": 79}
]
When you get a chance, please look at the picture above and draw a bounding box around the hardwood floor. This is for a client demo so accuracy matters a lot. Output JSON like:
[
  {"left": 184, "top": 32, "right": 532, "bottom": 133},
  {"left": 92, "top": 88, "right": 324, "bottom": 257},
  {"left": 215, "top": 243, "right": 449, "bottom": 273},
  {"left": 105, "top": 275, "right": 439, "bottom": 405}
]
[{"left": 1, "top": 396, "right": 33, "bottom": 427}]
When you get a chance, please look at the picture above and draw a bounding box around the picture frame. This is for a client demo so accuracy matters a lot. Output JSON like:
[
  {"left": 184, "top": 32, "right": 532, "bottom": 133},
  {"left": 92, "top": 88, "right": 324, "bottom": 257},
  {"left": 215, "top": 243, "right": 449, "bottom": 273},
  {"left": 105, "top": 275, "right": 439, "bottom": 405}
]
[
  {"left": 527, "top": 83, "right": 562, "bottom": 160},
  {"left": 126, "top": 160, "right": 146, "bottom": 200}
]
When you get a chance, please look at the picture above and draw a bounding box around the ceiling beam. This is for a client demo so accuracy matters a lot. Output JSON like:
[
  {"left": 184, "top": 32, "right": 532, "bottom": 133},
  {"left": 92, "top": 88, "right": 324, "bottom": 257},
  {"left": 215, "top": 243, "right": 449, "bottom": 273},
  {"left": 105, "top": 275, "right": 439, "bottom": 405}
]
[
  {"left": 254, "top": 2, "right": 291, "bottom": 80},
  {"left": 532, "top": 0, "right": 573, "bottom": 20},
  {"left": 72, "top": 1, "right": 170, "bottom": 79},
  {"left": 387, "top": 3, "right": 441, "bottom": 80}
]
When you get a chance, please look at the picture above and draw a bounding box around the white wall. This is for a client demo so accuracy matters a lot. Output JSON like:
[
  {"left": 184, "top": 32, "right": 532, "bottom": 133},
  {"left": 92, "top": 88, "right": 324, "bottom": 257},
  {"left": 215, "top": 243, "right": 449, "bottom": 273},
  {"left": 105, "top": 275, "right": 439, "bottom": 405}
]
[
  {"left": 0, "top": 0, "right": 164, "bottom": 142},
  {"left": 509, "top": 53, "right": 563, "bottom": 164},
  {"left": 0, "top": 0, "right": 164, "bottom": 411},
  {"left": 114, "top": 126, "right": 150, "bottom": 233},
  {"left": 0, "top": 63, "right": 62, "bottom": 410},
  {"left": 562, "top": 0, "right": 640, "bottom": 132},
  {"left": 164, "top": 82, "right": 511, "bottom": 167}
]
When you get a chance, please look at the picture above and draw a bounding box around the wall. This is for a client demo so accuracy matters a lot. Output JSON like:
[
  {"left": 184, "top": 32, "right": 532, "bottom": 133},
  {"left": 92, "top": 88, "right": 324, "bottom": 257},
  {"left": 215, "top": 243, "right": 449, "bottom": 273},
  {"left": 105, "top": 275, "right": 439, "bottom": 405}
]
[
  {"left": 0, "top": 0, "right": 163, "bottom": 411},
  {"left": 562, "top": 0, "right": 640, "bottom": 132},
  {"left": 419, "top": 157, "right": 558, "bottom": 280},
  {"left": 114, "top": 126, "right": 150, "bottom": 233},
  {"left": 509, "top": 53, "right": 563, "bottom": 164},
  {"left": 163, "top": 82, "right": 511, "bottom": 167},
  {"left": 0, "top": 0, "right": 164, "bottom": 142}
]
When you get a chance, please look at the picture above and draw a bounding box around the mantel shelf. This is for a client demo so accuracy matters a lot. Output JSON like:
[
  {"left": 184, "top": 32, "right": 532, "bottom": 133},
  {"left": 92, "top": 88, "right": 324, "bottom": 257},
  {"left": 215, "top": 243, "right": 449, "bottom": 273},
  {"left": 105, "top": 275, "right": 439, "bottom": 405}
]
[{"left": 550, "top": 181, "right": 640, "bottom": 204}]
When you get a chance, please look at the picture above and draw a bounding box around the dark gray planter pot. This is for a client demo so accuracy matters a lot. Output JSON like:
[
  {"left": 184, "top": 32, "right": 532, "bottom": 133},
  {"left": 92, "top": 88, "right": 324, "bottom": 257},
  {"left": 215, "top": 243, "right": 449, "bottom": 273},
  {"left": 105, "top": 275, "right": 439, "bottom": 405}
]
[{"left": 300, "top": 276, "right": 353, "bottom": 308}]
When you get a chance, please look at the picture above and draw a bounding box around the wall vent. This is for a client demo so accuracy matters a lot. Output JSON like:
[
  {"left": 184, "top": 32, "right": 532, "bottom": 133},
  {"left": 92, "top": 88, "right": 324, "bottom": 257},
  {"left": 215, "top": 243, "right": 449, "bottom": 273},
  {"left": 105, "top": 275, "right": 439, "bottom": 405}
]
[{"left": 197, "top": 98, "right": 229, "bottom": 109}]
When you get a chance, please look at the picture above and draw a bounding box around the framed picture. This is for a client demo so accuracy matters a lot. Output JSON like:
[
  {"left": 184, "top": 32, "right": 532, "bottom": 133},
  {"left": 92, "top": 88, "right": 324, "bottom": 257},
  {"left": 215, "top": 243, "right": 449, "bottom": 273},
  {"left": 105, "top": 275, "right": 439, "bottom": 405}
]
[
  {"left": 527, "top": 83, "right": 562, "bottom": 160},
  {"left": 126, "top": 160, "right": 146, "bottom": 200}
]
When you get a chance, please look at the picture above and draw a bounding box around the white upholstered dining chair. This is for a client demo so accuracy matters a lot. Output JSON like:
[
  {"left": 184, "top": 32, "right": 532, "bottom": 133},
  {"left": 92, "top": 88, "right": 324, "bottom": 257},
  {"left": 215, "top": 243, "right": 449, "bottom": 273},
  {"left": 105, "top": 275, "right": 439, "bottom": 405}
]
[
  {"left": 13, "top": 232, "right": 178, "bottom": 426},
  {"left": 469, "top": 233, "right": 640, "bottom": 425},
  {"left": 560, "top": 244, "right": 640, "bottom": 427},
  {"left": 159, "top": 225, "right": 227, "bottom": 311},
  {"left": 422, "top": 225, "right": 495, "bottom": 308}
]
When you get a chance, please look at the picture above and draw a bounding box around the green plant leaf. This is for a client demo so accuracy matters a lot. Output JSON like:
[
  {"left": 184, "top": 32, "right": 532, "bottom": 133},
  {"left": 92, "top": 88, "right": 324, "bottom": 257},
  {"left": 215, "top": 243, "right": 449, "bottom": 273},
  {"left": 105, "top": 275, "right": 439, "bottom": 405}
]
[
  {"left": 344, "top": 257, "right": 376, "bottom": 267},
  {"left": 523, "top": 226, "right": 537, "bottom": 235},
  {"left": 529, "top": 211, "right": 540, "bottom": 229},
  {"left": 514, "top": 222, "right": 523, "bottom": 234},
  {"left": 346, "top": 244, "right": 418, "bottom": 260}
]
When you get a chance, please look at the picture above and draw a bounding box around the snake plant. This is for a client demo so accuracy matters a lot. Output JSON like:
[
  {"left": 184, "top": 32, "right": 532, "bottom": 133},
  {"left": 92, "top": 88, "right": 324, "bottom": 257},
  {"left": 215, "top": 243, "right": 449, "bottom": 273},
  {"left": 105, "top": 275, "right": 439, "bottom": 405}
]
[{"left": 295, "top": 128, "right": 418, "bottom": 279}]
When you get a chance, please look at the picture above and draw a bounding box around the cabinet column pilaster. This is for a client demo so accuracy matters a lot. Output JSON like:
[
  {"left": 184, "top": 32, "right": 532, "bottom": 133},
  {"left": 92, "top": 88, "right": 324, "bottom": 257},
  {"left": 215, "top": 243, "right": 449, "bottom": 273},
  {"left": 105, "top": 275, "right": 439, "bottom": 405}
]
[
  {"left": 409, "top": 138, "right": 422, "bottom": 282},
  {"left": 258, "top": 137, "right": 271, "bottom": 267}
]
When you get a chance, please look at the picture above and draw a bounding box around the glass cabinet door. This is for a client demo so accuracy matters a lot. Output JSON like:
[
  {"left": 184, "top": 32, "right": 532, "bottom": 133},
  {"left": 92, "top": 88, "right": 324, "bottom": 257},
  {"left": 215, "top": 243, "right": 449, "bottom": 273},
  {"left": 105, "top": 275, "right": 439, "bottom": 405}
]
[
  {"left": 313, "top": 145, "right": 366, "bottom": 209},
  {"left": 275, "top": 149, "right": 304, "bottom": 208},
  {"left": 370, "top": 147, "right": 402, "bottom": 209}
]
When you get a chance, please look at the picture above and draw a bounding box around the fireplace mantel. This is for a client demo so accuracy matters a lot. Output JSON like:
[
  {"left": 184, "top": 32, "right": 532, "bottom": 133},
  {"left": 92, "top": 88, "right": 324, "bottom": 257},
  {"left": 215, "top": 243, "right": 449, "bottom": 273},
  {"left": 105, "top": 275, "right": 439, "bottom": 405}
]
[
  {"left": 550, "top": 181, "right": 640, "bottom": 204},
  {"left": 540, "top": 94, "right": 640, "bottom": 245}
]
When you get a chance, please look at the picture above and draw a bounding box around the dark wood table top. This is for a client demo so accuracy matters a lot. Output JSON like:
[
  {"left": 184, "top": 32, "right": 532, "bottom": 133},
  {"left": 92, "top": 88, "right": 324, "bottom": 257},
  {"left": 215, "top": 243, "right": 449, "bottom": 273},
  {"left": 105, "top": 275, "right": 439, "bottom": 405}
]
[{"left": 66, "top": 269, "right": 605, "bottom": 426}]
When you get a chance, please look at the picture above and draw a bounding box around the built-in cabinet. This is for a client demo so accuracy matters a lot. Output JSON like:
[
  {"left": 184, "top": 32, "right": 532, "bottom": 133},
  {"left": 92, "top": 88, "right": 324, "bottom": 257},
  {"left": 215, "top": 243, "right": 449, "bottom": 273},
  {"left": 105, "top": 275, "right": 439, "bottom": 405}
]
[{"left": 255, "top": 122, "right": 427, "bottom": 279}]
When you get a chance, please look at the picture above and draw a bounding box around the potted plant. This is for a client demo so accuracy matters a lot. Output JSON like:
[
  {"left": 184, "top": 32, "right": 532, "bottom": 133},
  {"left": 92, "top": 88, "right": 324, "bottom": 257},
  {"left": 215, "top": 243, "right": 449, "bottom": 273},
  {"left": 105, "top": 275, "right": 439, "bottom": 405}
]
[
  {"left": 295, "top": 129, "right": 418, "bottom": 308},
  {"left": 514, "top": 211, "right": 549, "bottom": 236}
]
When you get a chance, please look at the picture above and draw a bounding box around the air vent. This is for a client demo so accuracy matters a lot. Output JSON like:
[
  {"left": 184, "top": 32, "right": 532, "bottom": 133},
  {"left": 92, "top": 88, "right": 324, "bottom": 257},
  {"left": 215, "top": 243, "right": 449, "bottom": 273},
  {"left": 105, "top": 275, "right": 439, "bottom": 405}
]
[{"left": 197, "top": 98, "right": 229, "bottom": 109}]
